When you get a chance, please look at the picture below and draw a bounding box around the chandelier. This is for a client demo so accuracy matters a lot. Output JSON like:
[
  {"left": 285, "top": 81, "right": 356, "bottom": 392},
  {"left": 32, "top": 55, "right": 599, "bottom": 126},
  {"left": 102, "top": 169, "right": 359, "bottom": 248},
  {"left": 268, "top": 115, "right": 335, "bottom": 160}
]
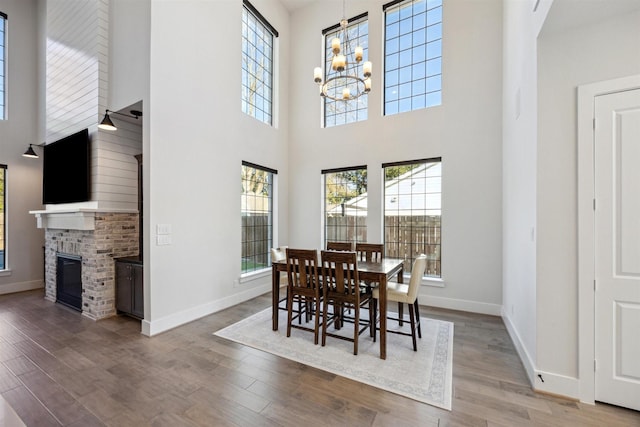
[{"left": 313, "top": 3, "right": 372, "bottom": 101}]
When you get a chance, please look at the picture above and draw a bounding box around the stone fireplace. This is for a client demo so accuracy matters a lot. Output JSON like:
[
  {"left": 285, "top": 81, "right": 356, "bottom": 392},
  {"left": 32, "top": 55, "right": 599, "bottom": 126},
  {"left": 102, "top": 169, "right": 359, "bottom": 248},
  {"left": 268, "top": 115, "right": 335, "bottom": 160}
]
[{"left": 35, "top": 210, "right": 139, "bottom": 320}]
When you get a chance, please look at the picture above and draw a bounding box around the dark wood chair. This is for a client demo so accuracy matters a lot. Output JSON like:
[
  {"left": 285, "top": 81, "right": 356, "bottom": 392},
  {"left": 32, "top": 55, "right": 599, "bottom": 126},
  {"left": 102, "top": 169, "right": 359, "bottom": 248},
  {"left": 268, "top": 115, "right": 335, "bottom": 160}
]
[
  {"left": 355, "top": 243, "right": 384, "bottom": 262},
  {"left": 326, "top": 241, "right": 353, "bottom": 251},
  {"left": 320, "top": 250, "right": 372, "bottom": 355},
  {"left": 372, "top": 254, "right": 427, "bottom": 351},
  {"left": 286, "top": 248, "right": 322, "bottom": 344}
]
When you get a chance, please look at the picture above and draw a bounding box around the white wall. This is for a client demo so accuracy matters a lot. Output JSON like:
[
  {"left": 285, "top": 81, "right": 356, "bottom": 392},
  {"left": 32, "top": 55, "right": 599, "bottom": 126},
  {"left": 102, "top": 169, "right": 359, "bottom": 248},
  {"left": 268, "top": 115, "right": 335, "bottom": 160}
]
[
  {"left": 145, "top": 0, "right": 290, "bottom": 334},
  {"left": 0, "top": 0, "right": 45, "bottom": 294},
  {"left": 536, "top": 4, "right": 640, "bottom": 393},
  {"left": 501, "top": 0, "right": 546, "bottom": 388},
  {"left": 288, "top": 0, "right": 504, "bottom": 313}
]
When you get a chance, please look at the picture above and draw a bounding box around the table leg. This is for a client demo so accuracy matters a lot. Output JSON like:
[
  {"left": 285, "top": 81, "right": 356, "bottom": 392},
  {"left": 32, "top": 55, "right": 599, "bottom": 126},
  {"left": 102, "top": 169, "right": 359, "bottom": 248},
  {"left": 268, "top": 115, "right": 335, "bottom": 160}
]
[
  {"left": 379, "top": 275, "right": 387, "bottom": 360},
  {"left": 272, "top": 265, "right": 279, "bottom": 331}
]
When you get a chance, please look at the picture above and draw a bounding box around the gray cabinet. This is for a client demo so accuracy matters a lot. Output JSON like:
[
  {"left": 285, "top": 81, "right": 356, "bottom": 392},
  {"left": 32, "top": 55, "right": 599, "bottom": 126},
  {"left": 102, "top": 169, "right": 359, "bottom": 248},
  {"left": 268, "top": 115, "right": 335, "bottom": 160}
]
[{"left": 116, "top": 258, "right": 144, "bottom": 319}]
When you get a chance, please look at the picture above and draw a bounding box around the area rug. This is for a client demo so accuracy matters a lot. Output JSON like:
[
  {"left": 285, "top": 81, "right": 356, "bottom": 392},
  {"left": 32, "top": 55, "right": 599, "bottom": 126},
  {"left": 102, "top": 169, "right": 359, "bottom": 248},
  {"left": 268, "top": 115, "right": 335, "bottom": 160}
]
[{"left": 214, "top": 307, "right": 453, "bottom": 410}]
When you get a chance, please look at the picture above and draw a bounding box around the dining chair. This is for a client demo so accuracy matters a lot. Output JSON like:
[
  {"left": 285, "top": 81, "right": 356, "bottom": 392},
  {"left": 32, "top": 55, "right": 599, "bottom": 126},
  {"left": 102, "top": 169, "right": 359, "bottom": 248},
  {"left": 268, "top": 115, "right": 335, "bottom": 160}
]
[
  {"left": 355, "top": 243, "right": 384, "bottom": 262},
  {"left": 320, "top": 250, "right": 372, "bottom": 355},
  {"left": 326, "top": 241, "right": 353, "bottom": 251},
  {"left": 286, "top": 248, "right": 323, "bottom": 344},
  {"left": 372, "top": 254, "right": 427, "bottom": 351},
  {"left": 271, "top": 246, "right": 288, "bottom": 311}
]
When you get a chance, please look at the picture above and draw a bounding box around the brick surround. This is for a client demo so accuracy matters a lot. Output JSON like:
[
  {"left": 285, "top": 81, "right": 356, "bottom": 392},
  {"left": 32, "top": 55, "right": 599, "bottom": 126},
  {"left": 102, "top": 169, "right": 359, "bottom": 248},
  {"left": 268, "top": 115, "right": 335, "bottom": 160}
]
[{"left": 44, "top": 212, "right": 139, "bottom": 320}]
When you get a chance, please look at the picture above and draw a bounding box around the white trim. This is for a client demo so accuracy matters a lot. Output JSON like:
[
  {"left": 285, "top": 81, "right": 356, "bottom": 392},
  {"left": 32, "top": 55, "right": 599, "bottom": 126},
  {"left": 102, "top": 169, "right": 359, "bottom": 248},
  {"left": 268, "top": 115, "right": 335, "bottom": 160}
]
[
  {"left": 533, "top": 370, "right": 579, "bottom": 400},
  {"left": 0, "top": 269, "right": 12, "bottom": 277},
  {"left": 502, "top": 309, "right": 536, "bottom": 387},
  {"left": 141, "top": 283, "right": 271, "bottom": 337},
  {"left": 0, "top": 280, "right": 44, "bottom": 295},
  {"left": 423, "top": 294, "right": 502, "bottom": 316},
  {"left": 577, "top": 74, "right": 640, "bottom": 405}
]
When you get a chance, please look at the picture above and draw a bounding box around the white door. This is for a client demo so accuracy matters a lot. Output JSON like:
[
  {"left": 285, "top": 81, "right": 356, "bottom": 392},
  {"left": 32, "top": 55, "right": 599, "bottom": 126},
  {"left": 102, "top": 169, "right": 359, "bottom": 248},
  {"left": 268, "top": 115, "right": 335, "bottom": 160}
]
[{"left": 594, "top": 88, "right": 640, "bottom": 411}]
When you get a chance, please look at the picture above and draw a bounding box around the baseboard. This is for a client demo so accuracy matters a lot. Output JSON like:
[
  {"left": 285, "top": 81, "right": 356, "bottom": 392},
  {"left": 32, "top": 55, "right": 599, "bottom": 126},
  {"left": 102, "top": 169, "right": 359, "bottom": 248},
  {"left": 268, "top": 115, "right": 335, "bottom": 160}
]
[
  {"left": 141, "top": 283, "right": 271, "bottom": 337},
  {"left": 533, "top": 370, "right": 580, "bottom": 400},
  {"left": 0, "top": 280, "right": 44, "bottom": 295},
  {"left": 501, "top": 309, "right": 536, "bottom": 387},
  {"left": 423, "top": 293, "right": 502, "bottom": 316},
  {"left": 501, "top": 309, "right": 580, "bottom": 400}
]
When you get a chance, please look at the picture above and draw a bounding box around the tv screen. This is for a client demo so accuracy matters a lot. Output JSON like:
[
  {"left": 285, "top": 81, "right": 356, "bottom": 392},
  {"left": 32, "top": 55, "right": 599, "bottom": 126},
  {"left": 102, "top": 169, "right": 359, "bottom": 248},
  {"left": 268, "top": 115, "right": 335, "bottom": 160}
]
[{"left": 42, "top": 129, "right": 90, "bottom": 204}]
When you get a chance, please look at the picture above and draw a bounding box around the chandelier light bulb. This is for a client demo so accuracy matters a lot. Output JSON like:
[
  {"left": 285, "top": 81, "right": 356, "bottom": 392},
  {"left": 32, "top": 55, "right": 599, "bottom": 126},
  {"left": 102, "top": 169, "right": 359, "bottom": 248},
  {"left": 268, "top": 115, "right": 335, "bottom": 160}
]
[
  {"left": 355, "top": 46, "right": 363, "bottom": 62},
  {"left": 314, "top": 67, "right": 322, "bottom": 83},
  {"left": 342, "top": 87, "right": 351, "bottom": 99},
  {"left": 363, "top": 61, "right": 372, "bottom": 78},
  {"left": 331, "top": 38, "right": 341, "bottom": 54}
]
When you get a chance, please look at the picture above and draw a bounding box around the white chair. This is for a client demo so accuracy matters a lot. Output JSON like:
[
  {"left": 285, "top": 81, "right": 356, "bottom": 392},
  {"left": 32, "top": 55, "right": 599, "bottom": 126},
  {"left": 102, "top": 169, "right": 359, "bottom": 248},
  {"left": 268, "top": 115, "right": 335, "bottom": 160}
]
[{"left": 372, "top": 254, "right": 427, "bottom": 351}]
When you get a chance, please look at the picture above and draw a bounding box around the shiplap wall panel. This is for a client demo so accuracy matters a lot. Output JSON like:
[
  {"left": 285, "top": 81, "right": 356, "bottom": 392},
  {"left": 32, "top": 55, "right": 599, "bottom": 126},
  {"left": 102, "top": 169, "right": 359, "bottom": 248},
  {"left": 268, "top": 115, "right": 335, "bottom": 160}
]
[{"left": 45, "top": 0, "right": 142, "bottom": 211}]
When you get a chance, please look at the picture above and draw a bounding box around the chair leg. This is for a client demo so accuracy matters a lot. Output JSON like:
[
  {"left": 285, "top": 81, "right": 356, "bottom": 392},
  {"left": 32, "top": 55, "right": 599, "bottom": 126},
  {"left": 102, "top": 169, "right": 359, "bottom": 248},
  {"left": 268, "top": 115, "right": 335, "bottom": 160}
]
[
  {"left": 286, "top": 291, "right": 294, "bottom": 337},
  {"left": 322, "top": 298, "right": 329, "bottom": 346},
  {"left": 372, "top": 299, "right": 377, "bottom": 342},
  {"left": 398, "top": 301, "right": 404, "bottom": 326},
  {"left": 414, "top": 299, "right": 422, "bottom": 339},
  {"left": 313, "top": 296, "right": 321, "bottom": 345},
  {"left": 353, "top": 302, "right": 359, "bottom": 355},
  {"left": 408, "top": 304, "right": 417, "bottom": 351}
]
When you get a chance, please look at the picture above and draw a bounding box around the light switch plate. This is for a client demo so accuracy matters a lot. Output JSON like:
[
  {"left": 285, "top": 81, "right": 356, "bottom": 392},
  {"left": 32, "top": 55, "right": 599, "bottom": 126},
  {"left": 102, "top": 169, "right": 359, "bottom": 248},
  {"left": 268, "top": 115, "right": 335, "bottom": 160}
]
[{"left": 157, "top": 224, "right": 172, "bottom": 235}]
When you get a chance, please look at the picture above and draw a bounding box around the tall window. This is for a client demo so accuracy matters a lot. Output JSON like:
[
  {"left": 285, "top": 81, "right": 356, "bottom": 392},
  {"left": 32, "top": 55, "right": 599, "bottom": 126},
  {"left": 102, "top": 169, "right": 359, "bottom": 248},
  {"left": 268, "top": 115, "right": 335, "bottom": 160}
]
[
  {"left": 0, "top": 12, "right": 6, "bottom": 119},
  {"left": 383, "top": 0, "right": 442, "bottom": 116},
  {"left": 242, "top": 0, "right": 277, "bottom": 125},
  {"left": 241, "top": 161, "right": 276, "bottom": 274},
  {"left": 384, "top": 158, "right": 441, "bottom": 276},
  {"left": 0, "top": 165, "right": 6, "bottom": 270},
  {"left": 323, "top": 15, "right": 369, "bottom": 128},
  {"left": 323, "top": 166, "right": 367, "bottom": 247}
]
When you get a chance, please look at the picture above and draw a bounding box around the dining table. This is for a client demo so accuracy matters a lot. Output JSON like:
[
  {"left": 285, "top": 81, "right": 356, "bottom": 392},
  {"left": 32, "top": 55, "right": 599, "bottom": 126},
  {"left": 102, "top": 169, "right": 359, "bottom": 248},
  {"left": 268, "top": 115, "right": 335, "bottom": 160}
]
[{"left": 271, "top": 255, "right": 405, "bottom": 360}]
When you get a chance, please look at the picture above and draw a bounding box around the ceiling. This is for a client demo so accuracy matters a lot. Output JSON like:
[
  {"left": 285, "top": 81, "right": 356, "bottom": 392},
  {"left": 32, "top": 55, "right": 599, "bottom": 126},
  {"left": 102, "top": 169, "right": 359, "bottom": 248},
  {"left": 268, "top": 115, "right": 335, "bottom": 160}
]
[
  {"left": 279, "top": 0, "right": 316, "bottom": 12},
  {"left": 542, "top": 0, "right": 640, "bottom": 35}
]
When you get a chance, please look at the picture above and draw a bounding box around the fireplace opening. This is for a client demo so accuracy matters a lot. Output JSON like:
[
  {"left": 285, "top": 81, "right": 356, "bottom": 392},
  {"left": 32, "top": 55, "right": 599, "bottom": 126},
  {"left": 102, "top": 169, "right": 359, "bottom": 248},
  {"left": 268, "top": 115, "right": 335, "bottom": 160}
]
[{"left": 56, "top": 253, "right": 82, "bottom": 311}]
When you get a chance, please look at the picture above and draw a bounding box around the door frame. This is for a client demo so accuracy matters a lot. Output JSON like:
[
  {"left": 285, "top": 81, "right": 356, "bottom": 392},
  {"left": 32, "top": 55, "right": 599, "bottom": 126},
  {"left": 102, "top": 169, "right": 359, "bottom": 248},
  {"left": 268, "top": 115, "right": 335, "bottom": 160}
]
[{"left": 577, "top": 74, "right": 640, "bottom": 405}]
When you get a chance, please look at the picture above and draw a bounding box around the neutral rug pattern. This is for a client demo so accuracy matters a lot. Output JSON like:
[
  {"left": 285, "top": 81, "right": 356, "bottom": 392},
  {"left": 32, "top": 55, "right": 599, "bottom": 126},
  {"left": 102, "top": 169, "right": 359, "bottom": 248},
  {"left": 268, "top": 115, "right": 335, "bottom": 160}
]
[{"left": 214, "top": 307, "right": 453, "bottom": 410}]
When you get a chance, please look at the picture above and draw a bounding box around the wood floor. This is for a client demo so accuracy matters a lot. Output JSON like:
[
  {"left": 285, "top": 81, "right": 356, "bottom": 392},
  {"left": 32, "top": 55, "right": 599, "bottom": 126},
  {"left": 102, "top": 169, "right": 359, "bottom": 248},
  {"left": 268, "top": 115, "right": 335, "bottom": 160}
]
[{"left": 0, "top": 290, "right": 638, "bottom": 426}]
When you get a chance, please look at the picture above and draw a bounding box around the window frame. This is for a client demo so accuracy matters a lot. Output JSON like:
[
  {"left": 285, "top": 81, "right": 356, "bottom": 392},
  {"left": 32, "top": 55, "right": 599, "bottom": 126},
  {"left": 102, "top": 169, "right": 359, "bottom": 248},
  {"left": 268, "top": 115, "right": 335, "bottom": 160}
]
[
  {"left": 241, "top": 161, "right": 277, "bottom": 276},
  {"left": 0, "top": 12, "right": 7, "bottom": 120},
  {"left": 0, "top": 164, "right": 6, "bottom": 271},
  {"left": 241, "top": 0, "right": 278, "bottom": 126},
  {"left": 322, "top": 13, "right": 369, "bottom": 128},
  {"left": 383, "top": 0, "right": 442, "bottom": 116},
  {"left": 383, "top": 157, "right": 442, "bottom": 278},
  {"left": 322, "top": 165, "right": 368, "bottom": 247}
]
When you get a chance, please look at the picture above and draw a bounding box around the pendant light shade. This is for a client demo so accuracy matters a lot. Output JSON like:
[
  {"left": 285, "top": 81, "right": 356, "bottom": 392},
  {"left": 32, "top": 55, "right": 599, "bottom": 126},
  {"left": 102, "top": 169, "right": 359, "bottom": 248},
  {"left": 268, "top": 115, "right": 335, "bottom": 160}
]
[{"left": 22, "top": 144, "right": 39, "bottom": 159}]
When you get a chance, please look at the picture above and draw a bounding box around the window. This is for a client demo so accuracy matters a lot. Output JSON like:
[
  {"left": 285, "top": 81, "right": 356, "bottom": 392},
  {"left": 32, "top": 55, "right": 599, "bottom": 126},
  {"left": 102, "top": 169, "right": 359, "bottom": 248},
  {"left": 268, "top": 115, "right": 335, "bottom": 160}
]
[
  {"left": 323, "top": 166, "right": 367, "bottom": 246},
  {"left": 242, "top": 0, "right": 277, "bottom": 125},
  {"left": 323, "top": 14, "right": 369, "bottom": 128},
  {"left": 383, "top": 158, "right": 441, "bottom": 277},
  {"left": 0, "top": 12, "right": 6, "bottom": 119},
  {"left": 0, "top": 165, "right": 6, "bottom": 270},
  {"left": 241, "top": 161, "right": 276, "bottom": 274},
  {"left": 383, "top": 0, "right": 442, "bottom": 115}
]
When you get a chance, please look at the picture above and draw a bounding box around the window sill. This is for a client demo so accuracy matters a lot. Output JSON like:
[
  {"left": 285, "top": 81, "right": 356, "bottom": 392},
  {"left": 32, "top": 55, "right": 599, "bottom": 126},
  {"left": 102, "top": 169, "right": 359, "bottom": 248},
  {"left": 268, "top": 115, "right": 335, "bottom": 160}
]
[
  {"left": 239, "top": 268, "right": 271, "bottom": 284},
  {"left": 421, "top": 277, "right": 444, "bottom": 288},
  {"left": 0, "top": 269, "right": 12, "bottom": 277}
]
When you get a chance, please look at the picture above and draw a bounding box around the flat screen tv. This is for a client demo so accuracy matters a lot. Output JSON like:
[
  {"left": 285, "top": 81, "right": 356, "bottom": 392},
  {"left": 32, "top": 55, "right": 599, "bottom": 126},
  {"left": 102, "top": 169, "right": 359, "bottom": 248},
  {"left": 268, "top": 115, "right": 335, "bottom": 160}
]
[{"left": 42, "top": 129, "right": 90, "bottom": 204}]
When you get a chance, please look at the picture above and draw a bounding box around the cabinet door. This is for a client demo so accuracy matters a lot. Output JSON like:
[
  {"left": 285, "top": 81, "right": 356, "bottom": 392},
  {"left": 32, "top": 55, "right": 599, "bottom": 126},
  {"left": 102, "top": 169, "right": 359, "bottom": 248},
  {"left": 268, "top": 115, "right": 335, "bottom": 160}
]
[
  {"left": 131, "top": 265, "right": 144, "bottom": 319},
  {"left": 116, "top": 263, "right": 132, "bottom": 313}
]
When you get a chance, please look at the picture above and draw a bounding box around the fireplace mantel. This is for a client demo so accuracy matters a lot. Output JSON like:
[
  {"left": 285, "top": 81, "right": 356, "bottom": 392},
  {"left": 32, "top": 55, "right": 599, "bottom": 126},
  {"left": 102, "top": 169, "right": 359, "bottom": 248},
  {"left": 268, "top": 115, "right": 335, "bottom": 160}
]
[{"left": 30, "top": 208, "right": 137, "bottom": 231}]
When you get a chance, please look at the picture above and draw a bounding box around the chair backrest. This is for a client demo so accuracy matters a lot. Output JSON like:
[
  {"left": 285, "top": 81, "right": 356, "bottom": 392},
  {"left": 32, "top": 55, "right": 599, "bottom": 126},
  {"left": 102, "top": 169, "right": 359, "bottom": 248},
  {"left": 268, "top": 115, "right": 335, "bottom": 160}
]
[
  {"left": 321, "top": 250, "right": 360, "bottom": 297},
  {"left": 406, "top": 254, "right": 428, "bottom": 303},
  {"left": 326, "top": 241, "right": 353, "bottom": 251},
  {"left": 355, "top": 243, "right": 384, "bottom": 262},
  {"left": 286, "top": 248, "right": 320, "bottom": 291},
  {"left": 270, "top": 246, "right": 287, "bottom": 262}
]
